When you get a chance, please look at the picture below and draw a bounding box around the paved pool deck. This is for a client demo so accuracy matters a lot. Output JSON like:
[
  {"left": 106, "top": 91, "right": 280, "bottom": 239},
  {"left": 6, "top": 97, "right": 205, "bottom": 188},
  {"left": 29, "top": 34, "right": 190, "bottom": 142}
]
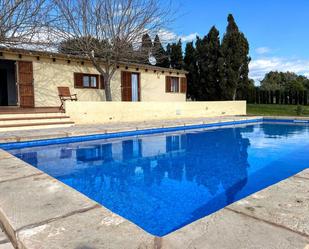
[
  {"left": 0, "top": 116, "right": 308, "bottom": 249},
  {"left": 0, "top": 116, "right": 262, "bottom": 144},
  {"left": 0, "top": 227, "right": 13, "bottom": 249}
]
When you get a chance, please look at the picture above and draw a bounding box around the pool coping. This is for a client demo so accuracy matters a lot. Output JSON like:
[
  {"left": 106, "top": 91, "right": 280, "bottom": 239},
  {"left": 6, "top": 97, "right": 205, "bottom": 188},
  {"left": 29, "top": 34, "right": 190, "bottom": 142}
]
[
  {"left": 0, "top": 116, "right": 308, "bottom": 248},
  {"left": 0, "top": 116, "right": 262, "bottom": 145},
  {"left": 0, "top": 115, "right": 308, "bottom": 147},
  {"left": 0, "top": 117, "right": 264, "bottom": 150}
]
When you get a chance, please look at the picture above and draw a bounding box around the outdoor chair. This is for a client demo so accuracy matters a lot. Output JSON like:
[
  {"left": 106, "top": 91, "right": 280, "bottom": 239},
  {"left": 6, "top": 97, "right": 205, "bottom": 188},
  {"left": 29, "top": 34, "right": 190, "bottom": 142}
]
[{"left": 58, "top": 87, "right": 77, "bottom": 110}]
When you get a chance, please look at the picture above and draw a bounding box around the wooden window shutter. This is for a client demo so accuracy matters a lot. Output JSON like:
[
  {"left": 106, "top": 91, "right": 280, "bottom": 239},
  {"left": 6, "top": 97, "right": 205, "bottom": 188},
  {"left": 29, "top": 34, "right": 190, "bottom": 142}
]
[
  {"left": 18, "top": 61, "right": 34, "bottom": 108},
  {"left": 180, "top": 77, "right": 187, "bottom": 93},
  {"left": 74, "top": 73, "right": 83, "bottom": 88},
  {"left": 166, "top": 76, "right": 171, "bottom": 92},
  {"left": 100, "top": 75, "right": 105, "bottom": 89},
  {"left": 121, "top": 71, "right": 132, "bottom": 101}
]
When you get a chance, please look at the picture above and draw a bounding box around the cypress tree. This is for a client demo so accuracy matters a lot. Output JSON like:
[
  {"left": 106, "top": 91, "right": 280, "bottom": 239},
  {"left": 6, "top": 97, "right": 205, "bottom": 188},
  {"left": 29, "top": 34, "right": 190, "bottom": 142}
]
[
  {"left": 195, "top": 36, "right": 208, "bottom": 100},
  {"left": 140, "top": 33, "right": 153, "bottom": 64},
  {"left": 184, "top": 42, "right": 199, "bottom": 100},
  {"left": 169, "top": 39, "right": 183, "bottom": 69},
  {"left": 153, "top": 35, "right": 170, "bottom": 68},
  {"left": 221, "top": 14, "right": 251, "bottom": 100},
  {"left": 204, "top": 26, "right": 222, "bottom": 100}
]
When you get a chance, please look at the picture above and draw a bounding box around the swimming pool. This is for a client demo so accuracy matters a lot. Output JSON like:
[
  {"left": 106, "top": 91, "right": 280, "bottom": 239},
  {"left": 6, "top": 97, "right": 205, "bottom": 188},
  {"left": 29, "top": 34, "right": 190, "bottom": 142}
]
[{"left": 2, "top": 120, "right": 309, "bottom": 236}]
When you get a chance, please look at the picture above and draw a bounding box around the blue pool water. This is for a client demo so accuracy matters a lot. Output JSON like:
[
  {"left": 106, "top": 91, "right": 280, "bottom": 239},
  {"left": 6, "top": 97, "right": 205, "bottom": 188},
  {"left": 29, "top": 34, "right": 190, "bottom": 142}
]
[{"left": 3, "top": 121, "right": 309, "bottom": 236}]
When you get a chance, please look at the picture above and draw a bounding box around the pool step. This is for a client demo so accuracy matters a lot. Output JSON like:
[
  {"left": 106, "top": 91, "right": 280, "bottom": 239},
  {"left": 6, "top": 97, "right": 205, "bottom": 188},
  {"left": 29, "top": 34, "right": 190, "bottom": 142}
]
[{"left": 0, "top": 112, "right": 75, "bottom": 131}]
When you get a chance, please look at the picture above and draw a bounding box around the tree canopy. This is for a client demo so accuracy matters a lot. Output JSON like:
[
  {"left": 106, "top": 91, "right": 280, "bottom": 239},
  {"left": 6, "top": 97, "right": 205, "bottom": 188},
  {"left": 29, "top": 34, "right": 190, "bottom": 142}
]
[
  {"left": 52, "top": 0, "right": 172, "bottom": 101},
  {"left": 168, "top": 40, "right": 183, "bottom": 70},
  {"left": 153, "top": 35, "right": 170, "bottom": 67},
  {"left": 260, "top": 71, "right": 309, "bottom": 92},
  {"left": 184, "top": 42, "right": 199, "bottom": 100},
  {"left": 221, "top": 14, "right": 251, "bottom": 100},
  {"left": 183, "top": 14, "right": 252, "bottom": 101},
  {"left": 0, "top": 0, "right": 49, "bottom": 46}
]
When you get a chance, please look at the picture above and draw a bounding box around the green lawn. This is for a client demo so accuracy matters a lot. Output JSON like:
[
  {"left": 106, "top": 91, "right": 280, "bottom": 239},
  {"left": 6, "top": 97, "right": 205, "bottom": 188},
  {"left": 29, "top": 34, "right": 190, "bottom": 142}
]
[{"left": 247, "top": 104, "right": 309, "bottom": 116}]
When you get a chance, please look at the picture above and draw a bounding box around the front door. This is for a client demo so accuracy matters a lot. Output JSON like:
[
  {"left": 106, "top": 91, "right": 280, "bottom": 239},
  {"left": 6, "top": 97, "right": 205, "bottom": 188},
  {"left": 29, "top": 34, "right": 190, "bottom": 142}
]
[
  {"left": 18, "top": 61, "right": 34, "bottom": 108},
  {"left": 121, "top": 71, "right": 140, "bottom": 101},
  {"left": 0, "top": 69, "right": 8, "bottom": 105}
]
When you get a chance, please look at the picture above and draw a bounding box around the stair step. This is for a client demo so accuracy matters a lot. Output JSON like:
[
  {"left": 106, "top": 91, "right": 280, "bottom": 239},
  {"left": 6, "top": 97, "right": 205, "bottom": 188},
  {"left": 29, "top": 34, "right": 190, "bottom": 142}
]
[
  {"left": 0, "top": 113, "right": 67, "bottom": 119},
  {"left": 0, "top": 121, "right": 74, "bottom": 128},
  {"left": 0, "top": 116, "right": 71, "bottom": 121},
  {"left": 0, "top": 116, "right": 72, "bottom": 126}
]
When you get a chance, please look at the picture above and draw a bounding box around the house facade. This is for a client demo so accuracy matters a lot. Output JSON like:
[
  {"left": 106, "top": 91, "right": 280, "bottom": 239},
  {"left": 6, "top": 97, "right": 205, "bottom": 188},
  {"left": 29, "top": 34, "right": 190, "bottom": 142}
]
[{"left": 0, "top": 47, "right": 187, "bottom": 108}]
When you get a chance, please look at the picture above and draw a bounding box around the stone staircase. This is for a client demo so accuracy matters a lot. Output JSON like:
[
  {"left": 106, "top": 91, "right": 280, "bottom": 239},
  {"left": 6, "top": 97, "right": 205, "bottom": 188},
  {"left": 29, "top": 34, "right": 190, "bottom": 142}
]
[{"left": 0, "top": 111, "right": 75, "bottom": 131}]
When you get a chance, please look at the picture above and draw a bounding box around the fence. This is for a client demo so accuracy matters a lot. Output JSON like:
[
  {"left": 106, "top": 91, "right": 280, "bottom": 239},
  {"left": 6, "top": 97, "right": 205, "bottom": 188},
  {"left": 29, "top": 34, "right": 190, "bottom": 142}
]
[{"left": 246, "top": 89, "right": 309, "bottom": 105}]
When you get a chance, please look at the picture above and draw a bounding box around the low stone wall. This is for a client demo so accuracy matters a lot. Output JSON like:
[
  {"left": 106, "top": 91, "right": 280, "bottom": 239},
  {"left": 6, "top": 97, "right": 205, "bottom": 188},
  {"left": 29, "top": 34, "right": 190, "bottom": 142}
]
[{"left": 65, "top": 101, "right": 247, "bottom": 124}]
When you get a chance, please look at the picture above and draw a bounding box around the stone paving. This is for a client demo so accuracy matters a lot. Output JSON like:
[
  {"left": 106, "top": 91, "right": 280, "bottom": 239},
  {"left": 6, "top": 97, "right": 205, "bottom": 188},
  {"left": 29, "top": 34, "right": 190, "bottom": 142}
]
[
  {"left": 0, "top": 116, "right": 260, "bottom": 143},
  {"left": 162, "top": 170, "right": 309, "bottom": 249},
  {"left": 0, "top": 116, "right": 308, "bottom": 249},
  {"left": 0, "top": 228, "right": 13, "bottom": 249}
]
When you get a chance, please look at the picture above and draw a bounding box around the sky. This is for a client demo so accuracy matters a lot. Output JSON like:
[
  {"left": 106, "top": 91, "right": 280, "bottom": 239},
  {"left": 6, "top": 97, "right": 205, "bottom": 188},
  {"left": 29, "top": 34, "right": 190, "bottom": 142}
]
[{"left": 166, "top": 0, "right": 309, "bottom": 84}]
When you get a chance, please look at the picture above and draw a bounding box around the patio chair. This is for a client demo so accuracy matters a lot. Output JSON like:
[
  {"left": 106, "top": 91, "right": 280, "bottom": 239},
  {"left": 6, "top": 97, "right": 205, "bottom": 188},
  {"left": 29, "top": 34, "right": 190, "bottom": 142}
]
[{"left": 58, "top": 87, "right": 77, "bottom": 110}]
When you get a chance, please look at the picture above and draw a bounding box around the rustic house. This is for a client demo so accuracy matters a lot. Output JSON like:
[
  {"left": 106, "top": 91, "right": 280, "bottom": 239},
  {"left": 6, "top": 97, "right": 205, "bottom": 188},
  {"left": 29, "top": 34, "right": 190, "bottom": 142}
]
[{"left": 0, "top": 47, "right": 187, "bottom": 108}]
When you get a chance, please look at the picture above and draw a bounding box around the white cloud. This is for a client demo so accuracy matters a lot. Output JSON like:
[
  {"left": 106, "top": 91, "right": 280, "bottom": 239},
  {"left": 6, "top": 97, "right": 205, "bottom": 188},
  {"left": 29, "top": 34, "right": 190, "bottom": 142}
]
[
  {"left": 180, "top": 33, "right": 198, "bottom": 42},
  {"left": 157, "top": 29, "right": 178, "bottom": 43},
  {"left": 158, "top": 29, "right": 198, "bottom": 44},
  {"left": 255, "top": 47, "right": 271, "bottom": 55},
  {"left": 249, "top": 57, "right": 309, "bottom": 84}
]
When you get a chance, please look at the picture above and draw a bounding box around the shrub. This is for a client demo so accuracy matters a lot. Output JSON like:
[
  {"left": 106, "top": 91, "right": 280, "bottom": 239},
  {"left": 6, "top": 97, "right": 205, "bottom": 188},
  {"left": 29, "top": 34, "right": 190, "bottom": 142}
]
[{"left": 296, "top": 105, "right": 304, "bottom": 116}]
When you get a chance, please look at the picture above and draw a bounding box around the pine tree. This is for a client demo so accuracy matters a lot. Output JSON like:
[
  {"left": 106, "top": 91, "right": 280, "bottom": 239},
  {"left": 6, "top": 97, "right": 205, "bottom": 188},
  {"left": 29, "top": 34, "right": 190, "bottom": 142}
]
[
  {"left": 153, "top": 35, "right": 170, "bottom": 68},
  {"left": 140, "top": 33, "right": 153, "bottom": 64},
  {"left": 169, "top": 39, "right": 183, "bottom": 69},
  {"left": 221, "top": 14, "right": 251, "bottom": 100},
  {"left": 184, "top": 42, "right": 199, "bottom": 100}
]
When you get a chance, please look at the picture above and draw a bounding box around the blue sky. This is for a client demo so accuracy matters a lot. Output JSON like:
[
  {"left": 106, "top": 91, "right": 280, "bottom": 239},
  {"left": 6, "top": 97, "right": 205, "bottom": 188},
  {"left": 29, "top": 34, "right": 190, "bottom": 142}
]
[{"left": 168, "top": 0, "right": 309, "bottom": 83}]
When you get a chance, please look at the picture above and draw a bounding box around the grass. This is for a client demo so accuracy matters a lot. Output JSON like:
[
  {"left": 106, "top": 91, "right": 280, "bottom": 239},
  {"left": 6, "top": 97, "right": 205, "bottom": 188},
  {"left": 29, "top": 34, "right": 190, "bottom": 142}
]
[{"left": 247, "top": 104, "right": 309, "bottom": 116}]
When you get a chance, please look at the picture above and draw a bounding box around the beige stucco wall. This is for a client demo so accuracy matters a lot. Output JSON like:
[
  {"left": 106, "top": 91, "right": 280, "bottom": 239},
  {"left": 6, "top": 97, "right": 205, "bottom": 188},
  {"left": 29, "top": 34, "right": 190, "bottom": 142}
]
[
  {"left": 0, "top": 52, "right": 186, "bottom": 107},
  {"left": 65, "top": 101, "right": 247, "bottom": 124}
]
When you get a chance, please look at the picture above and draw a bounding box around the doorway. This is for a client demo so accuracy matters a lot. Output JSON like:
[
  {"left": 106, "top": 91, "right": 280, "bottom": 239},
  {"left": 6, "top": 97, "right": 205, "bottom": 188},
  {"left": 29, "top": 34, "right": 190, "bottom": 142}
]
[
  {"left": 131, "top": 73, "right": 139, "bottom": 102},
  {"left": 0, "top": 60, "right": 17, "bottom": 106},
  {"left": 121, "top": 71, "right": 140, "bottom": 101}
]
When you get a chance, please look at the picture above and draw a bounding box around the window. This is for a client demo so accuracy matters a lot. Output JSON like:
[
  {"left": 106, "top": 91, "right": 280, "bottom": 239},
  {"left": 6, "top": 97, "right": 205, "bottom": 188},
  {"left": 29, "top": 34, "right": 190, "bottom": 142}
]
[
  {"left": 74, "top": 73, "right": 103, "bottom": 89},
  {"left": 171, "top": 77, "right": 179, "bottom": 93},
  {"left": 82, "top": 75, "right": 97, "bottom": 88},
  {"left": 166, "top": 76, "right": 187, "bottom": 93}
]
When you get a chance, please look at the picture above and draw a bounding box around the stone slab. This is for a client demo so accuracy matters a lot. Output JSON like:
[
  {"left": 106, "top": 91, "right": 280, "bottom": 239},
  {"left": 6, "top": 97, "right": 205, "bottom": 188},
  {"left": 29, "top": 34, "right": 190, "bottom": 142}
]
[
  {"left": 0, "top": 151, "right": 41, "bottom": 183},
  {"left": 228, "top": 174, "right": 309, "bottom": 237},
  {"left": 0, "top": 151, "right": 13, "bottom": 160},
  {"left": 0, "top": 228, "right": 8, "bottom": 243},
  {"left": 295, "top": 168, "right": 309, "bottom": 179},
  {"left": 0, "top": 228, "right": 13, "bottom": 249},
  {"left": 17, "top": 207, "right": 155, "bottom": 249},
  {"left": 0, "top": 243, "right": 14, "bottom": 249},
  {"left": 0, "top": 173, "right": 97, "bottom": 246},
  {"left": 162, "top": 208, "right": 309, "bottom": 249}
]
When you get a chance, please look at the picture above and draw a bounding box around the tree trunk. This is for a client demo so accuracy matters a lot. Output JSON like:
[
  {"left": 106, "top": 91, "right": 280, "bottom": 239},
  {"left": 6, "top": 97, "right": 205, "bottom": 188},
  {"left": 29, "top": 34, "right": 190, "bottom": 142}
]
[
  {"left": 232, "top": 88, "right": 237, "bottom": 100},
  {"left": 89, "top": 57, "right": 114, "bottom": 101},
  {"left": 104, "top": 77, "right": 112, "bottom": 101}
]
